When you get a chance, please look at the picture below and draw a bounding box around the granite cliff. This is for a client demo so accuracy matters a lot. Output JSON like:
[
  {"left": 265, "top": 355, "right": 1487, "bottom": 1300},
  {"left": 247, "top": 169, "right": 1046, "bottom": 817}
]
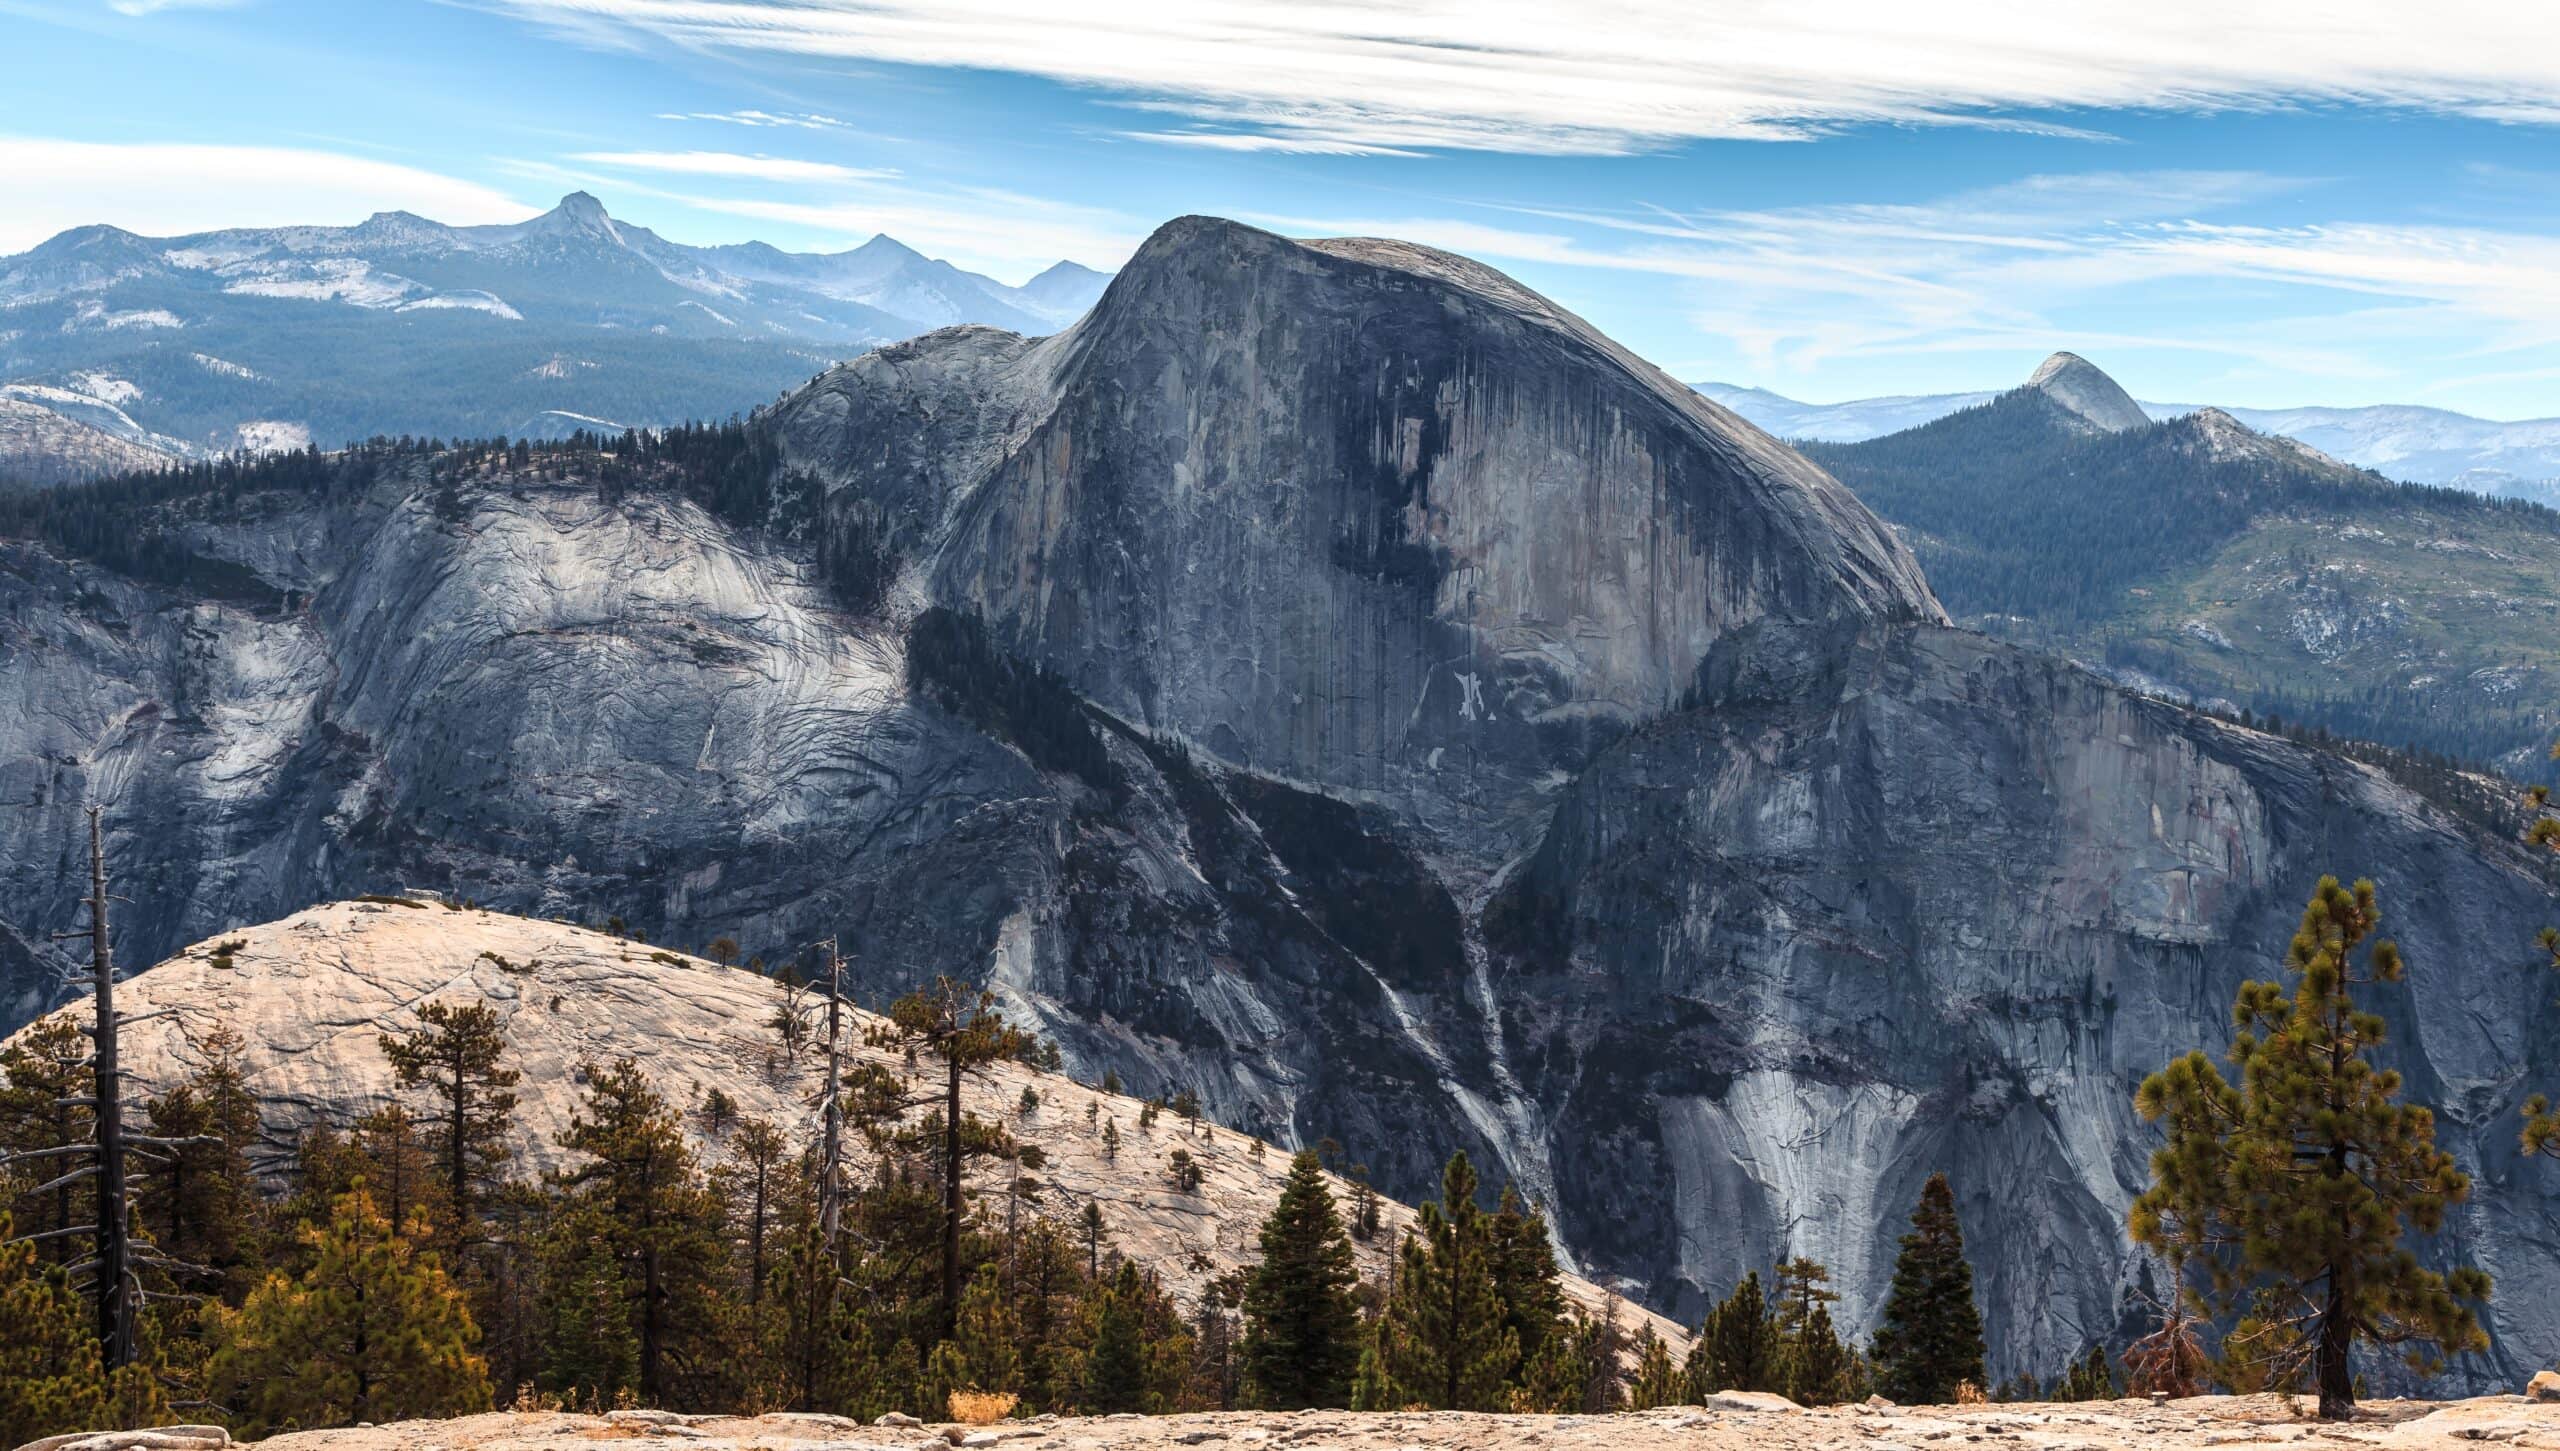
[{"left": 1, "top": 218, "right": 2556, "bottom": 1384}]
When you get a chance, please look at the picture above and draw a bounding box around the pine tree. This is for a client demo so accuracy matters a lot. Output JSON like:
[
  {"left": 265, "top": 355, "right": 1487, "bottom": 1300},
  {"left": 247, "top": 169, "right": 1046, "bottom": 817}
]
[
  {"left": 1577, "top": 1295, "right": 1628, "bottom": 1413},
  {"left": 549, "top": 1058, "right": 729, "bottom": 1408},
  {"left": 207, "top": 1186, "right": 490, "bottom": 1436},
  {"left": 1, "top": 1018, "right": 97, "bottom": 1269},
  {"left": 0, "top": 1201, "right": 109, "bottom": 1446},
  {"left": 717, "top": 1117, "right": 791, "bottom": 1307},
  {"left": 135, "top": 1024, "right": 264, "bottom": 1297},
  {"left": 380, "top": 1000, "right": 521, "bottom": 1255},
  {"left": 1627, "top": 1326, "right": 1683, "bottom": 1409},
  {"left": 1372, "top": 1152, "right": 1516, "bottom": 1411},
  {"left": 1686, "top": 1270, "right": 1778, "bottom": 1398},
  {"left": 1770, "top": 1256, "right": 1859, "bottom": 1405},
  {"left": 1488, "top": 1186, "right": 1567, "bottom": 1386},
  {"left": 1779, "top": 1301, "right": 1862, "bottom": 1406},
  {"left": 2131, "top": 877, "right": 2489, "bottom": 1420},
  {"left": 351, "top": 1102, "right": 443, "bottom": 1245},
  {"left": 1871, "top": 1174, "right": 1987, "bottom": 1405},
  {"left": 869, "top": 978, "right": 1027, "bottom": 1343},
  {"left": 1239, "top": 1150, "right": 1361, "bottom": 1410},
  {"left": 2055, "top": 1344, "right": 2117, "bottom": 1401},
  {"left": 1083, "top": 1262, "right": 1151, "bottom": 1413}
]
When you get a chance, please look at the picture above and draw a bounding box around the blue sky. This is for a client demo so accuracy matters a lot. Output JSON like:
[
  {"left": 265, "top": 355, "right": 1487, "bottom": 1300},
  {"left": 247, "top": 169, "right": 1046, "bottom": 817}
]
[{"left": 8, "top": 0, "right": 2560, "bottom": 417}]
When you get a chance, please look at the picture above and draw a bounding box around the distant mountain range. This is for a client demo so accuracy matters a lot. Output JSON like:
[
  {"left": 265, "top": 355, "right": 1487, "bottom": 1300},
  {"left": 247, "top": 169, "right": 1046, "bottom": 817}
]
[
  {"left": 1796, "top": 352, "right": 2560, "bottom": 770},
  {"left": 1699, "top": 376, "right": 2560, "bottom": 501},
  {"left": 0, "top": 191, "right": 1112, "bottom": 477}
]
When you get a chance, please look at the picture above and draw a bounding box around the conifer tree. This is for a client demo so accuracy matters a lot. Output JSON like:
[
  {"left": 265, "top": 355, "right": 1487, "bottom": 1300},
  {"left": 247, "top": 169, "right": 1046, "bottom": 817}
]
[
  {"left": 549, "top": 1058, "right": 728, "bottom": 1408},
  {"left": 2055, "top": 1344, "right": 2117, "bottom": 1401},
  {"left": 1240, "top": 1149, "right": 1361, "bottom": 1409},
  {"left": 2131, "top": 877, "right": 2488, "bottom": 1420},
  {"left": 1780, "top": 1300, "right": 1862, "bottom": 1406},
  {"left": 1372, "top": 1152, "right": 1516, "bottom": 1411},
  {"left": 718, "top": 1117, "right": 791, "bottom": 1307},
  {"left": 208, "top": 1186, "right": 490, "bottom": 1435},
  {"left": 1, "top": 1019, "right": 97, "bottom": 1268},
  {"left": 1627, "top": 1326, "right": 1683, "bottom": 1409},
  {"left": 1576, "top": 1295, "right": 1629, "bottom": 1414},
  {"left": 0, "top": 1201, "right": 109, "bottom": 1446},
  {"left": 1686, "top": 1270, "right": 1779, "bottom": 1397},
  {"left": 381, "top": 1000, "right": 521, "bottom": 1254},
  {"left": 869, "top": 978, "right": 1027, "bottom": 1342},
  {"left": 1871, "top": 1174, "right": 1987, "bottom": 1405},
  {"left": 1769, "top": 1256, "right": 1860, "bottom": 1405},
  {"left": 1083, "top": 1262, "right": 1152, "bottom": 1413},
  {"left": 1488, "top": 1186, "right": 1568, "bottom": 1384},
  {"left": 137, "top": 1025, "right": 263, "bottom": 1297},
  {"left": 351, "top": 1102, "right": 442, "bottom": 1245}
]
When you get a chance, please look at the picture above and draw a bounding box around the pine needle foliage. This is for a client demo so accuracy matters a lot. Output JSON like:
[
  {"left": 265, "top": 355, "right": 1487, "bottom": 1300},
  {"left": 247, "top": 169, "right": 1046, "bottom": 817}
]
[{"left": 2130, "top": 876, "right": 2489, "bottom": 1419}]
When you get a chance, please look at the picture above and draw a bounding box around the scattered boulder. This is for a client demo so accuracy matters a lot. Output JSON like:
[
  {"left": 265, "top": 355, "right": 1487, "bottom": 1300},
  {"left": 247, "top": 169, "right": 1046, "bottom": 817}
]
[
  {"left": 1706, "top": 1391, "right": 1804, "bottom": 1413},
  {"left": 2528, "top": 1372, "right": 2560, "bottom": 1403},
  {"left": 13, "top": 1431, "right": 230, "bottom": 1451}
]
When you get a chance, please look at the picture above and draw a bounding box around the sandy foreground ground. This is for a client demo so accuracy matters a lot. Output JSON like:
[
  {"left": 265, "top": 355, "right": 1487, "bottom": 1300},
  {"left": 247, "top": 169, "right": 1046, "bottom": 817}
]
[{"left": 49, "top": 1393, "right": 2549, "bottom": 1451}]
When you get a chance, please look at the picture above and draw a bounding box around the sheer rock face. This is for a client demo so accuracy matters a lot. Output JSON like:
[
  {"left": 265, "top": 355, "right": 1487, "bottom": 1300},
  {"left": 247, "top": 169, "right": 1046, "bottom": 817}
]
[
  {"left": 2026, "top": 351, "right": 2151, "bottom": 434},
  {"left": 1490, "top": 621, "right": 2560, "bottom": 1382},
  {"left": 2, "top": 218, "right": 2559, "bottom": 1382},
  {"left": 777, "top": 217, "right": 1941, "bottom": 836}
]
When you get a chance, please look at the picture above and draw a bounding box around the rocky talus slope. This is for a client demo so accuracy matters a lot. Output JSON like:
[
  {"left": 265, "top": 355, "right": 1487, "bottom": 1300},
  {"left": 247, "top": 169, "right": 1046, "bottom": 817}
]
[
  {"left": 49, "top": 1393, "right": 2560, "bottom": 1451},
  {"left": 4, "top": 218, "right": 2560, "bottom": 1381},
  {"left": 1, "top": 899, "right": 1677, "bottom": 1342}
]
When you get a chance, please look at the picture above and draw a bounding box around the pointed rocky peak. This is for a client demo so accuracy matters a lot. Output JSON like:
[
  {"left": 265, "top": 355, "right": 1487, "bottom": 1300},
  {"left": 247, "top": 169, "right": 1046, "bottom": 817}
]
[
  {"left": 527, "top": 190, "right": 622, "bottom": 243},
  {"left": 1026, "top": 259, "right": 1106, "bottom": 288},
  {"left": 2024, "top": 351, "right": 2149, "bottom": 433},
  {"left": 846, "top": 233, "right": 925, "bottom": 264}
]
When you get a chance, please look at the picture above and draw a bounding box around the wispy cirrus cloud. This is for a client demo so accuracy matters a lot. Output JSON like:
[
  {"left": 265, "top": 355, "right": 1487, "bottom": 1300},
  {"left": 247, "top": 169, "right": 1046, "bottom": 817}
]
[
  {"left": 655, "top": 109, "right": 851, "bottom": 131},
  {"left": 571, "top": 149, "right": 898, "bottom": 183},
  {"left": 485, "top": 0, "right": 2560, "bottom": 156},
  {"left": 1246, "top": 168, "right": 2560, "bottom": 387}
]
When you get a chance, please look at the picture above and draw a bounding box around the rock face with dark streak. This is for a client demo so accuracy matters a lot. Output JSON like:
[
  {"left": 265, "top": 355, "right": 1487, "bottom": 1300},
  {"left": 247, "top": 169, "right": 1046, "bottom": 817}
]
[
  {"left": 774, "top": 218, "right": 1941, "bottom": 843},
  {"left": 2, "top": 217, "right": 2558, "bottom": 1386},
  {"left": 1488, "top": 620, "right": 2560, "bottom": 1381}
]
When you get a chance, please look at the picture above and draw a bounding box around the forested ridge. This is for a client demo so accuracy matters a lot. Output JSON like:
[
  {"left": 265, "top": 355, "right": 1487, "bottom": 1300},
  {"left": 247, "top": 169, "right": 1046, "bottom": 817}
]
[{"left": 1809, "top": 391, "right": 2560, "bottom": 772}]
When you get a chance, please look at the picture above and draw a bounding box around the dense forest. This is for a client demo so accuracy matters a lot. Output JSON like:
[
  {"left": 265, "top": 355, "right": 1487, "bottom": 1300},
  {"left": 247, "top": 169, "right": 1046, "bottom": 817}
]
[{"left": 1808, "top": 393, "right": 2560, "bottom": 772}]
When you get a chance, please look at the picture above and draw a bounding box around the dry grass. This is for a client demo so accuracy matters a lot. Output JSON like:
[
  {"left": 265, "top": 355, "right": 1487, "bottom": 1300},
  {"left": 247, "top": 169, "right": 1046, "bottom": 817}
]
[
  {"left": 949, "top": 1390, "right": 1020, "bottom": 1425},
  {"left": 1954, "top": 1382, "right": 1988, "bottom": 1406}
]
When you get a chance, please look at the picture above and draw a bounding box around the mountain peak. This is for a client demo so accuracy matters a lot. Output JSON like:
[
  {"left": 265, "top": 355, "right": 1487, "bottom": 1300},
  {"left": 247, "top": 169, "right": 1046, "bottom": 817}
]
[
  {"left": 527, "top": 190, "right": 620, "bottom": 241},
  {"left": 2024, "top": 351, "right": 2149, "bottom": 433}
]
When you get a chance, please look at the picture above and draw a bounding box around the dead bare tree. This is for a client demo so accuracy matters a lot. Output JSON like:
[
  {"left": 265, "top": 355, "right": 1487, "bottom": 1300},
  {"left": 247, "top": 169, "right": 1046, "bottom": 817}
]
[{"left": 1, "top": 806, "right": 218, "bottom": 1368}]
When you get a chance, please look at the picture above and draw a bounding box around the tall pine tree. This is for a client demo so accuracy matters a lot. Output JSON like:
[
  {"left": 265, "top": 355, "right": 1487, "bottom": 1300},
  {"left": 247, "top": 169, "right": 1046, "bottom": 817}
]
[
  {"left": 207, "top": 1186, "right": 490, "bottom": 1436},
  {"left": 0, "top": 1200, "right": 109, "bottom": 1446},
  {"left": 1871, "top": 1174, "right": 1987, "bottom": 1405},
  {"left": 1372, "top": 1152, "right": 1516, "bottom": 1411},
  {"left": 2131, "top": 877, "right": 2487, "bottom": 1420},
  {"left": 1239, "top": 1150, "right": 1361, "bottom": 1409},
  {"left": 380, "top": 1000, "right": 521, "bottom": 1255},
  {"left": 1685, "top": 1270, "right": 1779, "bottom": 1398}
]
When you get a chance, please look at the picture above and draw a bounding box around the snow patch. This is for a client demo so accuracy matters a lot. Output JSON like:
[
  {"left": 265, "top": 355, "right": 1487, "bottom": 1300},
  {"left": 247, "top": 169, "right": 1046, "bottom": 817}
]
[
  {"left": 234, "top": 420, "right": 312, "bottom": 454},
  {"left": 222, "top": 257, "right": 421, "bottom": 308},
  {"left": 193, "top": 353, "right": 264, "bottom": 381},
  {"left": 678, "top": 300, "right": 737, "bottom": 327},
  {"left": 66, "top": 371, "right": 142, "bottom": 405},
  {"left": 395, "top": 290, "right": 523, "bottom": 320}
]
